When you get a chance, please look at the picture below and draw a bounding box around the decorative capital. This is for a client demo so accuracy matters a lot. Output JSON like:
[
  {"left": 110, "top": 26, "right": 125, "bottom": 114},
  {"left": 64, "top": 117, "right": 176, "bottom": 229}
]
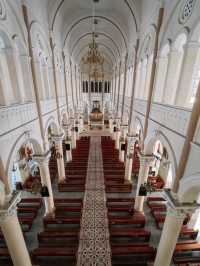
[
  {"left": 163, "top": 188, "right": 200, "bottom": 219},
  {"left": 63, "top": 123, "right": 71, "bottom": 130},
  {"left": 127, "top": 134, "right": 137, "bottom": 143},
  {"left": 51, "top": 133, "right": 64, "bottom": 143},
  {"left": 0, "top": 191, "right": 21, "bottom": 223},
  {"left": 167, "top": 206, "right": 187, "bottom": 220},
  {"left": 33, "top": 150, "right": 51, "bottom": 166},
  {"left": 139, "top": 152, "right": 155, "bottom": 166}
]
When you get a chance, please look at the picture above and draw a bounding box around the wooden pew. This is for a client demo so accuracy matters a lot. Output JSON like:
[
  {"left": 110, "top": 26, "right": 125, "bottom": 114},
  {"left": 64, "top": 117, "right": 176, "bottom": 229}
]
[
  {"left": 152, "top": 212, "right": 190, "bottom": 229},
  {"left": 180, "top": 226, "right": 198, "bottom": 240},
  {"left": 107, "top": 206, "right": 134, "bottom": 213},
  {"left": 0, "top": 248, "right": 10, "bottom": 261},
  {"left": 43, "top": 217, "right": 80, "bottom": 229},
  {"left": 19, "top": 216, "right": 35, "bottom": 232},
  {"left": 31, "top": 247, "right": 77, "bottom": 260},
  {"left": 58, "top": 183, "right": 85, "bottom": 192},
  {"left": 106, "top": 182, "right": 132, "bottom": 193},
  {"left": 54, "top": 198, "right": 83, "bottom": 203},
  {"left": 110, "top": 228, "right": 151, "bottom": 241},
  {"left": 175, "top": 242, "right": 200, "bottom": 252},
  {"left": 109, "top": 213, "right": 145, "bottom": 228},
  {"left": 107, "top": 198, "right": 135, "bottom": 203},
  {"left": 18, "top": 209, "right": 37, "bottom": 219},
  {"left": 111, "top": 245, "right": 156, "bottom": 262}
]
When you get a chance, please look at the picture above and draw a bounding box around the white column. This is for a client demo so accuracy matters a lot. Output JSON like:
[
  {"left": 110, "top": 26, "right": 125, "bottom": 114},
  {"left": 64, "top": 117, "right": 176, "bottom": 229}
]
[
  {"left": 48, "top": 65, "right": 56, "bottom": 98},
  {"left": 71, "top": 118, "right": 77, "bottom": 149},
  {"left": 134, "top": 62, "right": 141, "bottom": 99},
  {"left": 20, "top": 55, "right": 35, "bottom": 101},
  {"left": 175, "top": 42, "right": 200, "bottom": 107},
  {"left": 109, "top": 117, "right": 114, "bottom": 134},
  {"left": 74, "top": 114, "right": 80, "bottom": 140},
  {"left": 154, "top": 207, "right": 186, "bottom": 266},
  {"left": 52, "top": 134, "right": 66, "bottom": 183},
  {"left": 63, "top": 124, "right": 72, "bottom": 162},
  {"left": 115, "top": 129, "right": 121, "bottom": 150},
  {"left": 42, "top": 62, "right": 51, "bottom": 99},
  {"left": 0, "top": 192, "right": 32, "bottom": 266},
  {"left": 125, "top": 135, "right": 137, "bottom": 181},
  {"left": 119, "top": 141, "right": 125, "bottom": 162},
  {"left": 162, "top": 49, "right": 184, "bottom": 105},
  {"left": 134, "top": 154, "right": 154, "bottom": 212},
  {"left": 139, "top": 59, "right": 147, "bottom": 99},
  {"left": 153, "top": 55, "right": 169, "bottom": 102},
  {"left": 65, "top": 140, "right": 72, "bottom": 162},
  {"left": 34, "top": 153, "right": 55, "bottom": 215},
  {"left": 144, "top": 55, "right": 153, "bottom": 100},
  {"left": 115, "top": 118, "right": 121, "bottom": 149},
  {"left": 33, "top": 57, "right": 46, "bottom": 100}
]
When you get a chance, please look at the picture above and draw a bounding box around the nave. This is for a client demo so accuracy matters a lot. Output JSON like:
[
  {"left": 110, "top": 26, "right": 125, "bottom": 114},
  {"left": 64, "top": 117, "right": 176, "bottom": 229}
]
[
  {"left": 0, "top": 129, "right": 199, "bottom": 266},
  {"left": 1, "top": 1, "right": 200, "bottom": 266}
]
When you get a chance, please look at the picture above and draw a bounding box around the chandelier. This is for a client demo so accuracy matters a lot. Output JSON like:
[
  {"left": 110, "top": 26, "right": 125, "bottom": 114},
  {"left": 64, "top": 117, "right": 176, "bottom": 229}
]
[
  {"left": 90, "top": 65, "right": 104, "bottom": 80},
  {"left": 81, "top": 2, "right": 104, "bottom": 78},
  {"left": 82, "top": 33, "right": 104, "bottom": 66}
]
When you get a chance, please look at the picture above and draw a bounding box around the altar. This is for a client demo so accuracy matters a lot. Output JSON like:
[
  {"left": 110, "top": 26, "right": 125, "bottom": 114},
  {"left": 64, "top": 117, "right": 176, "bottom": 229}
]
[{"left": 89, "top": 101, "right": 104, "bottom": 129}]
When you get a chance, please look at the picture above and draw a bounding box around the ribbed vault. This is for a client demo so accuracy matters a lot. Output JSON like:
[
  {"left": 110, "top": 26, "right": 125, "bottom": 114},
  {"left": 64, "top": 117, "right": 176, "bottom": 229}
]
[{"left": 47, "top": 0, "right": 141, "bottom": 72}]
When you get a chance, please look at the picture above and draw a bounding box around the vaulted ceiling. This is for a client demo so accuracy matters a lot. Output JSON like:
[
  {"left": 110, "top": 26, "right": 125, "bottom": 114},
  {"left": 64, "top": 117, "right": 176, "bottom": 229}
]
[{"left": 48, "top": 0, "right": 141, "bottom": 71}]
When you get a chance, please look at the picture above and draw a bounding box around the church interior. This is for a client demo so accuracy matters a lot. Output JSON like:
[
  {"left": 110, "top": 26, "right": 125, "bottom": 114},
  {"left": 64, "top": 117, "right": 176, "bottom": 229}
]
[{"left": 0, "top": 0, "right": 200, "bottom": 265}]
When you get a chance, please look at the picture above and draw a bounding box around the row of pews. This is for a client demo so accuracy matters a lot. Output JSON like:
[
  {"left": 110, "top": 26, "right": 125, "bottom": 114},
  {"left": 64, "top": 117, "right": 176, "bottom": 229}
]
[
  {"left": 102, "top": 136, "right": 132, "bottom": 193},
  {"left": 0, "top": 198, "right": 43, "bottom": 264},
  {"left": 32, "top": 198, "right": 83, "bottom": 265},
  {"left": 32, "top": 137, "right": 90, "bottom": 265},
  {"left": 58, "top": 137, "right": 90, "bottom": 192},
  {"left": 101, "top": 136, "right": 155, "bottom": 265},
  {"left": 0, "top": 137, "right": 90, "bottom": 265},
  {"left": 147, "top": 196, "right": 200, "bottom": 265}
]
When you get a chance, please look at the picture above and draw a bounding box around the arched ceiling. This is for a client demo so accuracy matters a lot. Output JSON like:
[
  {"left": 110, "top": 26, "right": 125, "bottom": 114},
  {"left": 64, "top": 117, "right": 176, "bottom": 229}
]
[{"left": 48, "top": 0, "right": 141, "bottom": 72}]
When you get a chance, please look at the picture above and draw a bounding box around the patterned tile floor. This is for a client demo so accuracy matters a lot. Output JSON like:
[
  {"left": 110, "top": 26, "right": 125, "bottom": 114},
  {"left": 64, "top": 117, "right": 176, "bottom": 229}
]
[{"left": 76, "top": 136, "right": 112, "bottom": 266}]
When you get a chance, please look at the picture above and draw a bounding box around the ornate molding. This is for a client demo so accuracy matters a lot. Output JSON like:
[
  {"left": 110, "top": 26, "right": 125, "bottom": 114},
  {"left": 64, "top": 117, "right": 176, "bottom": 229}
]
[
  {"left": 163, "top": 188, "right": 200, "bottom": 219},
  {"left": 138, "top": 152, "right": 155, "bottom": 166},
  {"left": 51, "top": 133, "right": 64, "bottom": 142},
  {"left": 0, "top": 191, "right": 21, "bottom": 223},
  {"left": 179, "top": 0, "right": 196, "bottom": 25},
  {"left": 0, "top": 0, "right": 6, "bottom": 20},
  {"left": 33, "top": 150, "right": 51, "bottom": 165}
]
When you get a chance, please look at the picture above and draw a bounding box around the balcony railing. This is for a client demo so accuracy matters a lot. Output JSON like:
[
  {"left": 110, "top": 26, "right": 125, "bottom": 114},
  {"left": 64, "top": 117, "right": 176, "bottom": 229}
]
[
  {"left": 150, "top": 102, "right": 191, "bottom": 136},
  {"left": 0, "top": 102, "right": 37, "bottom": 136}
]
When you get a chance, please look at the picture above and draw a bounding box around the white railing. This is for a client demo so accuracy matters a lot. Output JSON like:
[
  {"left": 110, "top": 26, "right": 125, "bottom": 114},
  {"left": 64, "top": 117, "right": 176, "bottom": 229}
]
[
  {"left": 58, "top": 96, "right": 66, "bottom": 107},
  {"left": 41, "top": 99, "right": 57, "bottom": 115},
  {"left": 133, "top": 98, "right": 147, "bottom": 115},
  {"left": 150, "top": 102, "right": 191, "bottom": 136},
  {"left": 0, "top": 102, "right": 37, "bottom": 136}
]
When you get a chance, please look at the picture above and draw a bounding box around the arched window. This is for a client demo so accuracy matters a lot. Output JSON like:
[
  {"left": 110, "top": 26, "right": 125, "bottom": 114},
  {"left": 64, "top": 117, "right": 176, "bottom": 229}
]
[
  {"left": 95, "top": 81, "right": 98, "bottom": 92},
  {"left": 82, "top": 81, "right": 85, "bottom": 92},
  {"left": 85, "top": 81, "right": 88, "bottom": 93},
  {"left": 91, "top": 81, "right": 94, "bottom": 92}
]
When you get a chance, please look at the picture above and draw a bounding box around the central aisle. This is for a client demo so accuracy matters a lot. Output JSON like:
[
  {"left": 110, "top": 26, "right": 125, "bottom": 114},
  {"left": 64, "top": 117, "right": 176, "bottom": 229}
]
[{"left": 77, "top": 136, "right": 112, "bottom": 265}]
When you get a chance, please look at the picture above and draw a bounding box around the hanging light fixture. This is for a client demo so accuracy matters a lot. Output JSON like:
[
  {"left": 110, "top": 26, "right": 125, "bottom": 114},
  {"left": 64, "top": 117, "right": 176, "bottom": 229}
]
[{"left": 81, "top": 1, "right": 104, "bottom": 79}]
